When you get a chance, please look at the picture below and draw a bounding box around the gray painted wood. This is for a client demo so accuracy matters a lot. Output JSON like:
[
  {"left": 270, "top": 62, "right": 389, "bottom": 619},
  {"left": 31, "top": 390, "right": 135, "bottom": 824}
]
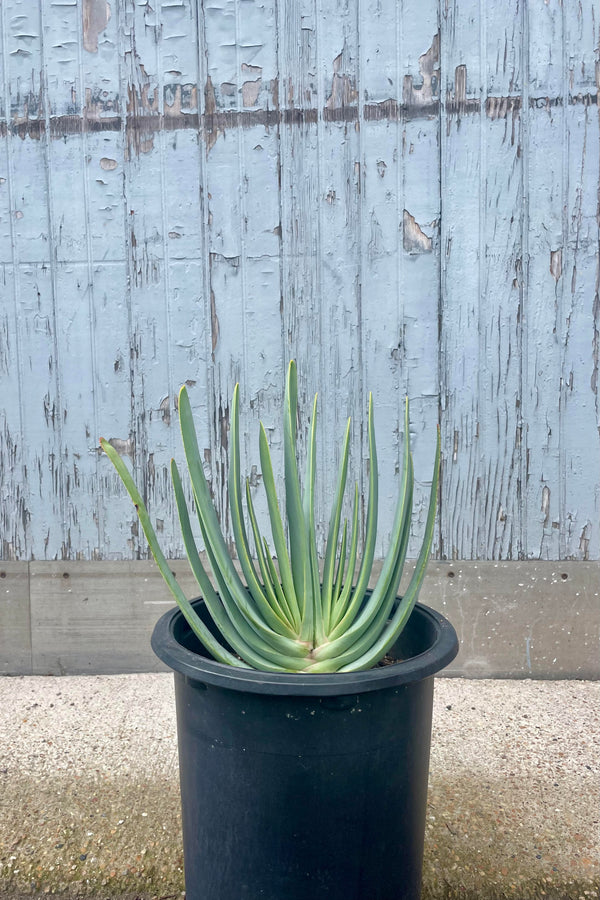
[
  {"left": 2, "top": 560, "right": 598, "bottom": 677},
  {"left": 0, "top": 0, "right": 598, "bottom": 564}
]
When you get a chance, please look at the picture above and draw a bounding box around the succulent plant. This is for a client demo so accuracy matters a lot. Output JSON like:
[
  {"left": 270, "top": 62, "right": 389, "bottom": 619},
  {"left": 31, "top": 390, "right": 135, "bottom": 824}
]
[{"left": 101, "top": 361, "right": 440, "bottom": 673}]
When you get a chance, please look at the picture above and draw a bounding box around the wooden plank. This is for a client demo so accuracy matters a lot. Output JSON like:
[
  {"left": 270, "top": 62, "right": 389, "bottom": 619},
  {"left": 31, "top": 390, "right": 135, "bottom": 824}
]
[
  {"left": 358, "top": 0, "right": 403, "bottom": 553},
  {"left": 0, "top": 265, "right": 28, "bottom": 560},
  {"left": 312, "top": 0, "right": 363, "bottom": 549},
  {"left": 42, "top": 0, "right": 126, "bottom": 558},
  {"left": 397, "top": 2, "right": 440, "bottom": 557},
  {"left": 199, "top": 0, "right": 284, "bottom": 547},
  {"left": 440, "top": 0, "right": 524, "bottom": 560},
  {"left": 0, "top": 561, "right": 31, "bottom": 674},
  {"left": 53, "top": 264, "right": 101, "bottom": 557},
  {"left": 93, "top": 262, "right": 137, "bottom": 559},
  {"left": 118, "top": 0, "right": 181, "bottom": 558},
  {"left": 523, "top": 0, "right": 564, "bottom": 560},
  {"left": 277, "top": 0, "right": 321, "bottom": 517},
  {"left": 1, "top": 4, "right": 58, "bottom": 560},
  {"left": 439, "top": 1, "right": 484, "bottom": 560},
  {"left": 559, "top": 4, "right": 600, "bottom": 558},
  {"left": 475, "top": 0, "right": 523, "bottom": 561},
  {"left": 196, "top": 0, "right": 244, "bottom": 538},
  {"left": 14, "top": 264, "right": 66, "bottom": 557}
]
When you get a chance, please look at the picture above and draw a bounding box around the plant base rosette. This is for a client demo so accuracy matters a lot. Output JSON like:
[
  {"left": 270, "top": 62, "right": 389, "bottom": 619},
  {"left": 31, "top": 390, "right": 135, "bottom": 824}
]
[{"left": 102, "top": 361, "right": 442, "bottom": 674}]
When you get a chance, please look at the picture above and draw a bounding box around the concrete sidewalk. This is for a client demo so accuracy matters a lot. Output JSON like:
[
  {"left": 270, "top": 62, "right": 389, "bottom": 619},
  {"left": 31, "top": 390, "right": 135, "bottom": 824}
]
[{"left": 0, "top": 676, "right": 598, "bottom": 900}]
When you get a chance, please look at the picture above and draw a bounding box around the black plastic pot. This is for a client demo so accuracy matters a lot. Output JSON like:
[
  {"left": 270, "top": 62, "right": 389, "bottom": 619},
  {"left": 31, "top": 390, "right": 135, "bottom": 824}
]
[{"left": 152, "top": 598, "right": 458, "bottom": 900}]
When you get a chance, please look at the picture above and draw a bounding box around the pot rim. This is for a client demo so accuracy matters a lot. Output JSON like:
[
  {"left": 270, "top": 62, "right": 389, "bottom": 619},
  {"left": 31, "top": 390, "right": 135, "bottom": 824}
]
[{"left": 152, "top": 599, "right": 459, "bottom": 696}]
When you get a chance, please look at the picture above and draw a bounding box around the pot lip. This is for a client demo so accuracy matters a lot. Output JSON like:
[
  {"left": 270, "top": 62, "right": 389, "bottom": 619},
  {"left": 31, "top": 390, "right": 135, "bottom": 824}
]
[{"left": 151, "top": 599, "right": 459, "bottom": 696}]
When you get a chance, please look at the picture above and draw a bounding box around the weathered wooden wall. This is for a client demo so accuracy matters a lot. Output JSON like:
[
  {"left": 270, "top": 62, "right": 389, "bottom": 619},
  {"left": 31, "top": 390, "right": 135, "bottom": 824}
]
[{"left": 0, "top": 0, "right": 598, "bottom": 563}]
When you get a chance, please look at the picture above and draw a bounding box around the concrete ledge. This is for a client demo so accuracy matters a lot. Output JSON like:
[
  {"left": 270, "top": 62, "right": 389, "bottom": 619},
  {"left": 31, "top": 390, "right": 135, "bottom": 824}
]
[
  {"left": 0, "top": 676, "right": 597, "bottom": 899},
  {"left": 1, "top": 560, "right": 599, "bottom": 678}
]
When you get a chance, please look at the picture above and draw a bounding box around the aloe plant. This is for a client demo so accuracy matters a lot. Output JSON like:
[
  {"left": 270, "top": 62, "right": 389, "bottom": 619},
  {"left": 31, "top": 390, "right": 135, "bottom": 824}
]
[{"left": 100, "top": 361, "right": 440, "bottom": 673}]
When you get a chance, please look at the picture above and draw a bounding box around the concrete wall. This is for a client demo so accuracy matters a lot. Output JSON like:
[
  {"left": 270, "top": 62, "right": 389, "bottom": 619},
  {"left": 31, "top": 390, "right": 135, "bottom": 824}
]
[{"left": 2, "top": 559, "right": 598, "bottom": 677}]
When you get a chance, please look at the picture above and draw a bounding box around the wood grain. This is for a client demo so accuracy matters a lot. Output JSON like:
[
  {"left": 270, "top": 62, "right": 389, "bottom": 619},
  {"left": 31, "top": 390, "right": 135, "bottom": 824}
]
[{"left": 0, "top": 0, "right": 597, "bottom": 563}]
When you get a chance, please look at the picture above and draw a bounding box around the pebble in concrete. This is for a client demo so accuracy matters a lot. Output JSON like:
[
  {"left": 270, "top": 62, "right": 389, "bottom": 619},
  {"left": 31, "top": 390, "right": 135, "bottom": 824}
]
[{"left": 0, "top": 675, "right": 598, "bottom": 899}]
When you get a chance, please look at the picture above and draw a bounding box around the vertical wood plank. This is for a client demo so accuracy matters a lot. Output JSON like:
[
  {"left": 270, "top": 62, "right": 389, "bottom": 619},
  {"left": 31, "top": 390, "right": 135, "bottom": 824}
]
[
  {"left": 441, "top": 0, "right": 523, "bottom": 560},
  {"left": 313, "top": 0, "right": 362, "bottom": 542},
  {"left": 475, "top": 0, "right": 523, "bottom": 561},
  {"left": 559, "top": 3, "right": 599, "bottom": 558},
  {"left": 523, "top": 0, "right": 564, "bottom": 559},
  {"left": 117, "top": 0, "right": 181, "bottom": 556},
  {"left": 277, "top": 0, "right": 320, "bottom": 481},
  {"left": 398, "top": 1, "right": 441, "bottom": 557},
  {"left": 0, "top": 8, "right": 24, "bottom": 559},
  {"left": 358, "top": 0, "right": 403, "bottom": 552},
  {"left": 0, "top": 265, "right": 27, "bottom": 559},
  {"left": 1, "top": 2, "right": 63, "bottom": 558},
  {"left": 439, "top": 0, "right": 483, "bottom": 559}
]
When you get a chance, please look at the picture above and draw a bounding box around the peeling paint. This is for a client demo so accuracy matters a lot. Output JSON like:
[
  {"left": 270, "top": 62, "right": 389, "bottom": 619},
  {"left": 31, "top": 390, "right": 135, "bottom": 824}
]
[
  {"left": 82, "top": 0, "right": 111, "bottom": 54},
  {"left": 204, "top": 76, "right": 222, "bottom": 154},
  {"left": 159, "top": 397, "right": 171, "bottom": 427},
  {"left": 541, "top": 485, "right": 551, "bottom": 524},
  {"left": 209, "top": 288, "right": 219, "bottom": 358},
  {"left": 241, "top": 63, "right": 262, "bottom": 108},
  {"left": 403, "top": 34, "right": 439, "bottom": 109},
  {"left": 403, "top": 210, "right": 432, "bottom": 254},
  {"left": 0, "top": 0, "right": 597, "bottom": 564},
  {"left": 325, "top": 51, "right": 358, "bottom": 119},
  {"left": 550, "top": 248, "right": 563, "bottom": 281},
  {"left": 0, "top": 82, "right": 595, "bottom": 147},
  {"left": 242, "top": 80, "right": 261, "bottom": 108}
]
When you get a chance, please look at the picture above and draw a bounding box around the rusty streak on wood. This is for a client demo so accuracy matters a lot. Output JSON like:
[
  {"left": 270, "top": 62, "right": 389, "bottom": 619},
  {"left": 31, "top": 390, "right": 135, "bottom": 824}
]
[{"left": 2, "top": 93, "right": 596, "bottom": 144}]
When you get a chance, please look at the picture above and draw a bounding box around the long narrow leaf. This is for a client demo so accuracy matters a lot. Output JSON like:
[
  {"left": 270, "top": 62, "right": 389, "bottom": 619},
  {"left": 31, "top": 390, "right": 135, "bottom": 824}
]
[
  {"left": 179, "top": 386, "right": 307, "bottom": 659},
  {"left": 331, "top": 517, "right": 348, "bottom": 609},
  {"left": 321, "top": 417, "right": 351, "bottom": 633},
  {"left": 283, "top": 361, "right": 307, "bottom": 600},
  {"left": 258, "top": 423, "right": 301, "bottom": 622},
  {"left": 324, "top": 397, "right": 412, "bottom": 648},
  {"left": 229, "top": 385, "right": 297, "bottom": 638},
  {"left": 334, "top": 425, "right": 441, "bottom": 672},
  {"left": 329, "top": 482, "right": 360, "bottom": 628},
  {"left": 245, "top": 478, "right": 299, "bottom": 630},
  {"left": 100, "top": 438, "right": 247, "bottom": 668},
  {"left": 302, "top": 394, "right": 320, "bottom": 644},
  {"left": 345, "top": 393, "right": 378, "bottom": 607},
  {"left": 325, "top": 395, "right": 378, "bottom": 636}
]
